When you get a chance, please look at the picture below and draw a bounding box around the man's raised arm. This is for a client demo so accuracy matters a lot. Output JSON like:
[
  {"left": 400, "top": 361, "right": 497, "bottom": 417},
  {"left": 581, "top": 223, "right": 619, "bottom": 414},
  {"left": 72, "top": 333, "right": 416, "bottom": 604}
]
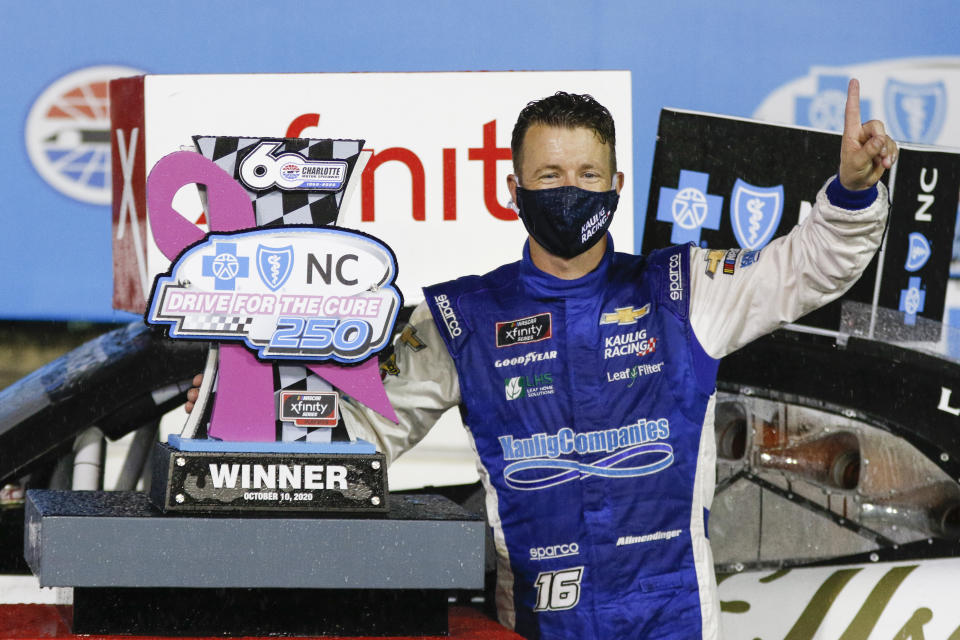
[{"left": 689, "top": 78, "right": 896, "bottom": 361}]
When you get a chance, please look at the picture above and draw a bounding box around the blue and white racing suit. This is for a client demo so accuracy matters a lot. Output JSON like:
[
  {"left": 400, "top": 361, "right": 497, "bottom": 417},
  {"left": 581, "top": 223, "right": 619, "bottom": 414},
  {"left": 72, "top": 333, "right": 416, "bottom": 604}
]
[{"left": 342, "top": 179, "right": 888, "bottom": 639}]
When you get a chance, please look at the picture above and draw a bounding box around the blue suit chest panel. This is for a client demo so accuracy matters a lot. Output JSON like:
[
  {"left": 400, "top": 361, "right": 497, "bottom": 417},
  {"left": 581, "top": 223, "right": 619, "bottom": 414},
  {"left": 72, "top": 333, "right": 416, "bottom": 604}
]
[{"left": 425, "top": 244, "right": 718, "bottom": 639}]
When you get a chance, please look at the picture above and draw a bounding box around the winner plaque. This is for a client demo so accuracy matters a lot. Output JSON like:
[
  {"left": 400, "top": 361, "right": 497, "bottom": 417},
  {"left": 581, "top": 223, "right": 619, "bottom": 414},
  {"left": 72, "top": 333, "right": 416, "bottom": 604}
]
[{"left": 144, "top": 135, "right": 400, "bottom": 513}]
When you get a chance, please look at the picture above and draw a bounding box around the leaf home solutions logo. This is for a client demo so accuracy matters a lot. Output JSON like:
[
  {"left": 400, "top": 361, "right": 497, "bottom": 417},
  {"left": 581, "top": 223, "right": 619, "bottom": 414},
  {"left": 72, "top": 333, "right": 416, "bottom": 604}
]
[{"left": 505, "top": 373, "right": 554, "bottom": 400}]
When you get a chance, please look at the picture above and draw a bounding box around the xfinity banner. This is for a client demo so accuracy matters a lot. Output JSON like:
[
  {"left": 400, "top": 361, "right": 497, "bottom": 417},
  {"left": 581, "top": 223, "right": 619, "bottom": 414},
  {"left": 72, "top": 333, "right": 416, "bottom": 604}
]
[
  {"left": 110, "top": 71, "right": 633, "bottom": 314},
  {"left": 644, "top": 109, "right": 960, "bottom": 335}
]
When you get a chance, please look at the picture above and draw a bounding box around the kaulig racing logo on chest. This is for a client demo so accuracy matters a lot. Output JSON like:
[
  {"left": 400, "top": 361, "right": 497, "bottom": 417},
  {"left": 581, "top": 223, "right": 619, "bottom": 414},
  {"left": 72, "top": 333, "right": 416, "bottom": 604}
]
[
  {"left": 496, "top": 312, "right": 552, "bottom": 348},
  {"left": 604, "top": 329, "right": 657, "bottom": 359}
]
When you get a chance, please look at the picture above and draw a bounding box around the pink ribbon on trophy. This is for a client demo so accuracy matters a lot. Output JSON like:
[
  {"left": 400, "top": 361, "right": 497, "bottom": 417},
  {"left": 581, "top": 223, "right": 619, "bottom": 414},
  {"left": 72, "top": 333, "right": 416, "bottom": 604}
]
[{"left": 147, "top": 151, "right": 398, "bottom": 441}]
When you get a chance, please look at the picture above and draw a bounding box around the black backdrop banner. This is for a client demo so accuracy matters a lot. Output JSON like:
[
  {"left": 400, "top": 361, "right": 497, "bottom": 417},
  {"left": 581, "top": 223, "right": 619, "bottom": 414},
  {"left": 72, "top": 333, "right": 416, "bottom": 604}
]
[{"left": 643, "top": 109, "right": 960, "bottom": 337}]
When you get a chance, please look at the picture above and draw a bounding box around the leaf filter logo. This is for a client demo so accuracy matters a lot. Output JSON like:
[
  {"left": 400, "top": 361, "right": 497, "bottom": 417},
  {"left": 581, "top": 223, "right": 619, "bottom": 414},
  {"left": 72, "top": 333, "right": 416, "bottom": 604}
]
[{"left": 25, "top": 65, "right": 144, "bottom": 205}]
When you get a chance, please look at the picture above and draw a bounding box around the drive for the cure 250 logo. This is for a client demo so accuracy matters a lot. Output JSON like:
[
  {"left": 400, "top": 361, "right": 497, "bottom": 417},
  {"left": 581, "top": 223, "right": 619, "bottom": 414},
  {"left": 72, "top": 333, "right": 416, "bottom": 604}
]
[{"left": 147, "top": 227, "right": 401, "bottom": 363}]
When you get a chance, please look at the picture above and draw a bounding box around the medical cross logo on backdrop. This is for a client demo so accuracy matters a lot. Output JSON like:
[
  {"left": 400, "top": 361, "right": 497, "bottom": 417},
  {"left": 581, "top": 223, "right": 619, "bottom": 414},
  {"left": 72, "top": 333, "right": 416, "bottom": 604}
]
[
  {"left": 202, "top": 243, "right": 249, "bottom": 291},
  {"left": 657, "top": 170, "right": 723, "bottom": 245},
  {"left": 899, "top": 276, "right": 926, "bottom": 326},
  {"left": 884, "top": 79, "right": 947, "bottom": 144},
  {"left": 795, "top": 74, "right": 871, "bottom": 131}
]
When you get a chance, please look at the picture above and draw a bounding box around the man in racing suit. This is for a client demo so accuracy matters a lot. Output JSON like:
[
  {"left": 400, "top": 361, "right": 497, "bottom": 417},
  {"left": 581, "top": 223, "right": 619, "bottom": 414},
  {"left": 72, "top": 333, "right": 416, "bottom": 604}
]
[{"left": 188, "top": 81, "right": 895, "bottom": 640}]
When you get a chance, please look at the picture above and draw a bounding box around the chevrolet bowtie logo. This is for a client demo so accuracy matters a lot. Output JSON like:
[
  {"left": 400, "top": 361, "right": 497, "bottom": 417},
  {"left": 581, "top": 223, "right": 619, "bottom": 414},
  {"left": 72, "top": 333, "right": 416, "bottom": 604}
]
[{"left": 600, "top": 304, "right": 651, "bottom": 325}]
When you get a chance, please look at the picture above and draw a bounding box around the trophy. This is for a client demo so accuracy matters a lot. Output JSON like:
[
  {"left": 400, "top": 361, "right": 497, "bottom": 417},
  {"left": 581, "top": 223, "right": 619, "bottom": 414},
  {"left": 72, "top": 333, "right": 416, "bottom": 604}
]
[{"left": 143, "top": 135, "right": 399, "bottom": 513}]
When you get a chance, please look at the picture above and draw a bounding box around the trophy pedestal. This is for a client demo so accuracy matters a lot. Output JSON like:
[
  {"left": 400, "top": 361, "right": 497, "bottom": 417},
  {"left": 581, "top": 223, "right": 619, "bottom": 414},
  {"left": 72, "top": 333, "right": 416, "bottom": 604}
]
[{"left": 25, "top": 490, "right": 485, "bottom": 636}]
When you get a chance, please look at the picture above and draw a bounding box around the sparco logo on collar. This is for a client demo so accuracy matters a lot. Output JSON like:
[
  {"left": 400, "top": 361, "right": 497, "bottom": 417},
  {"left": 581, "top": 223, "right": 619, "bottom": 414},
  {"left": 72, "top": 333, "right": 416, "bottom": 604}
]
[
  {"left": 434, "top": 294, "right": 462, "bottom": 337},
  {"left": 668, "top": 252, "right": 683, "bottom": 301},
  {"left": 496, "top": 312, "right": 552, "bottom": 348}
]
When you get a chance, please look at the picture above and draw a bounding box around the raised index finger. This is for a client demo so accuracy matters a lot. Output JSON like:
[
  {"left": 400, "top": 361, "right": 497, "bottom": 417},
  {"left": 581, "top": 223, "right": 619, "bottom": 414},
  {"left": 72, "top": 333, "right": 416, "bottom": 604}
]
[{"left": 844, "top": 78, "right": 862, "bottom": 139}]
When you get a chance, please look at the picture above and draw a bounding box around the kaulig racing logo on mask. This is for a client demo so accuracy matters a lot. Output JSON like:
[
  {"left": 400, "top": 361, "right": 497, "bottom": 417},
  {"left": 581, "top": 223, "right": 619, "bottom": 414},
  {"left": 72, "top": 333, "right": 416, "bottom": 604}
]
[
  {"left": 731, "top": 179, "right": 784, "bottom": 250},
  {"left": 514, "top": 185, "right": 618, "bottom": 259}
]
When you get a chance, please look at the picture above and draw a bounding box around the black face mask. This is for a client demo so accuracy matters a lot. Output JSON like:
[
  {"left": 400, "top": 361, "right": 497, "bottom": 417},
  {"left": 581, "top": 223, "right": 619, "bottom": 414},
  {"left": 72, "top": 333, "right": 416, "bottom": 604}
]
[{"left": 514, "top": 185, "right": 619, "bottom": 259}]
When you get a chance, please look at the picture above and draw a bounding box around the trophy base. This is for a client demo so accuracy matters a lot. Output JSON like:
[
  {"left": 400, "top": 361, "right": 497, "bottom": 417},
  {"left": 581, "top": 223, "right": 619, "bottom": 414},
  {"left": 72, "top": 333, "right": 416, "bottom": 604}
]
[
  {"left": 70, "top": 586, "right": 448, "bottom": 636},
  {"left": 150, "top": 439, "right": 387, "bottom": 513},
  {"left": 25, "top": 490, "right": 485, "bottom": 636}
]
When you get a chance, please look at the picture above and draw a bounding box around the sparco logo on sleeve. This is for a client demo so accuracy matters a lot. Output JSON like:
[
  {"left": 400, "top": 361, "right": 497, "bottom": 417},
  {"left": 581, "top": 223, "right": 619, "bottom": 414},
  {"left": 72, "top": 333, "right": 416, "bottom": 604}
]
[
  {"left": 496, "top": 312, "right": 552, "bottom": 348},
  {"left": 434, "top": 294, "right": 462, "bottom": 337}
]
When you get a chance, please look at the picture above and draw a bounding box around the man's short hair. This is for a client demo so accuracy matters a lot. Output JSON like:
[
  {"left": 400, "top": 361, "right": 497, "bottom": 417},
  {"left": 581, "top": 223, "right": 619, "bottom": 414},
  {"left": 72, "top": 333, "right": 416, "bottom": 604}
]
[{"left": 511, "top": 92, "right": 617, "bottom": 175}]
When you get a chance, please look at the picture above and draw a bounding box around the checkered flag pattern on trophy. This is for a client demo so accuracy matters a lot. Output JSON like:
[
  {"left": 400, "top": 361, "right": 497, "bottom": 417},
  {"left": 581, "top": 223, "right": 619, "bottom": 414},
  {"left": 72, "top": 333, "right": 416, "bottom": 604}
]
[{"left": 193, "top": 136, "right": 367, "bottom": 443}]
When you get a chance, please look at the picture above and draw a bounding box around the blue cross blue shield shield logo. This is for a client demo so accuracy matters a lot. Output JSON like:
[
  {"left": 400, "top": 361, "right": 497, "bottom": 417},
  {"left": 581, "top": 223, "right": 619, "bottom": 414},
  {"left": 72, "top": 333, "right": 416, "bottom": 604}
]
[
  {"left": 257, "top": 244, "right": 294, "bottom": 292},
  {"left": 731, "top": 179, "right": 784, "bottom": 251},
  {"left": 905, "top": 232, "right": 932, "bottom": 272},
  {"left": 884, "top": 79, "right": 947, "bottom": 144}
]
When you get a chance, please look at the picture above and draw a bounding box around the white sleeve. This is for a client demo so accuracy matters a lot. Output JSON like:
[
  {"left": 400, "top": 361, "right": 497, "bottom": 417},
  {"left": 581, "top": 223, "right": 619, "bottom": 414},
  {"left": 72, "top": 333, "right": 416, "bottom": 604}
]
[
  {"left": 339, "top": 301, "right": 461, "bottom": 465},
  {"left": 690, "top": 179, "right": 889, "bottom": 359}
]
